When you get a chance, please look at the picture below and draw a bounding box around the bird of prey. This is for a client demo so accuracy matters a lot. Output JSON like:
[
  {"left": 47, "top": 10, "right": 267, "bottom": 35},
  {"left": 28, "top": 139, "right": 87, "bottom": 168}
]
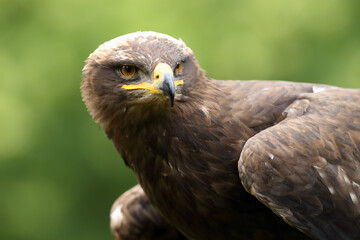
[{"left": 81, "top": 32, "right": 360, "bottom": 240}]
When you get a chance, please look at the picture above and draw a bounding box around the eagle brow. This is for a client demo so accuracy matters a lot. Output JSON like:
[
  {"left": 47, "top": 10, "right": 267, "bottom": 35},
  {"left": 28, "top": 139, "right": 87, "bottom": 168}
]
[
  {"left": 106, "top": 59, "right": 145, "bottom": 70},
  {"left": 176, "top": 56, "right": 189, "bottom": 66}
]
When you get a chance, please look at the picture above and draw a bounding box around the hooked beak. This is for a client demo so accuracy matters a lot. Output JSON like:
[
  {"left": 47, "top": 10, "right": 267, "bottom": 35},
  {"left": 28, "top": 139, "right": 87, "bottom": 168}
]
[
  {"left": 121, "top": 63, "right": 183, "bottom": 107},
  {"left": 158, "top": 71, "right": 175, "bottom": 106}
]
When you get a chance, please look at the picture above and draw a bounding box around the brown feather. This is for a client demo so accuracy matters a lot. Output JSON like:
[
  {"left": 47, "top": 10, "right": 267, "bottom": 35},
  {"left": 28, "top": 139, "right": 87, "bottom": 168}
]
[
  {"left": 239, "top": 88, "right": 360, "bottom": 240},
  {"left": 82, "top": 31, "right": 360, "bottom": 240},
  {"left": 110, "top": 185, "right": 186, "bottom": 240}
]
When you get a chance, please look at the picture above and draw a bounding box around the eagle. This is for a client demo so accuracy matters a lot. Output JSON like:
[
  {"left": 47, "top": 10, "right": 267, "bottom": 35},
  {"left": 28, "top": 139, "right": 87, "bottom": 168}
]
[{"left": 81, "top": 32, "right": 360, "bottom": 240}]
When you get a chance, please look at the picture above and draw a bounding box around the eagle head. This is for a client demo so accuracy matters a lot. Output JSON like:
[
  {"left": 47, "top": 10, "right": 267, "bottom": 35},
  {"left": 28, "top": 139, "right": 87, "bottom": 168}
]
[{"left": 81, "top": 31, "right": 203, "bottom": 126}]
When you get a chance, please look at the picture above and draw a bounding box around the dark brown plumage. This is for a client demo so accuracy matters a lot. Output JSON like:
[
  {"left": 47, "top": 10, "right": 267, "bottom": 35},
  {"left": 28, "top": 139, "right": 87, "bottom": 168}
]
[
  {"left": 110, "top": 185, "right": 186, "bottom": 240},
  {"left": 81, "top": 32, "right": 360, "bottom": 240}
]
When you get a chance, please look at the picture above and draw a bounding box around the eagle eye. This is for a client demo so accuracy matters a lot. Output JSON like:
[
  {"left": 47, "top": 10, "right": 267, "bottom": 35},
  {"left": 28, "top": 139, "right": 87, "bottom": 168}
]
[
  {"left": 118, "top": 65, "right": 137, "bottom": 78},
  {"left": 175, "top": 62, "right": 183, "bottom": 76}
]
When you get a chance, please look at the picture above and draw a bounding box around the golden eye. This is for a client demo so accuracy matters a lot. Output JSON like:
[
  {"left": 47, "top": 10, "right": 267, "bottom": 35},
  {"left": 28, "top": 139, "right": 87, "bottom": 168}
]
[
  {"left": 175, "top": 62, "right": 183, "bottom": 75},
  {"left": 119, "top": 65, "right": 137, "bottom": 78}
]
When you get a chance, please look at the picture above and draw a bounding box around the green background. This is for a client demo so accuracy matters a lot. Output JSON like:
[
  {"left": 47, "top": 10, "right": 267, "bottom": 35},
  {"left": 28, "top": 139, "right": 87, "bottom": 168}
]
[{"left": 1, "top": 0, "right": 359, "bottom": 239}]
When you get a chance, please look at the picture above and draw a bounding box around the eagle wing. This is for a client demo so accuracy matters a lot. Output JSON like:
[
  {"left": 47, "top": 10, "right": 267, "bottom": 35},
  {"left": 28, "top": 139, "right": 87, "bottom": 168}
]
[
  {"left": 239, "top": 87, "right": 360, "bottom": 240},
  {"left": 110, "top": 184, "right": 186, "bottom": 240}
]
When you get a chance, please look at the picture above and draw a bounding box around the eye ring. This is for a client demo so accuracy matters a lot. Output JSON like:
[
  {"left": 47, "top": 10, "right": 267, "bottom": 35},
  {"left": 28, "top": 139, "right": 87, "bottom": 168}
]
[
  {"left": 118, "top": 65, "right": 137, "bottom": 78},
  {"left": 175, "top": 62, "right": 183, "bottom": 75}
]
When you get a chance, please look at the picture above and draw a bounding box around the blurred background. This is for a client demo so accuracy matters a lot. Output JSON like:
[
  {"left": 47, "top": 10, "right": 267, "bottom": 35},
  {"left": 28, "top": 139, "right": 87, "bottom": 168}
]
[{"left": 0, "top": 0, "right": 359, "bottom": 239}]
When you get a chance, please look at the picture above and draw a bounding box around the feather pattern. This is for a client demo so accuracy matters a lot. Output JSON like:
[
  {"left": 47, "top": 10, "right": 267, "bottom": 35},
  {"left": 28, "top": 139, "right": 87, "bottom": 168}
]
[{"left": 82, "top": 32, "right": 360, "bottom": 240}]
